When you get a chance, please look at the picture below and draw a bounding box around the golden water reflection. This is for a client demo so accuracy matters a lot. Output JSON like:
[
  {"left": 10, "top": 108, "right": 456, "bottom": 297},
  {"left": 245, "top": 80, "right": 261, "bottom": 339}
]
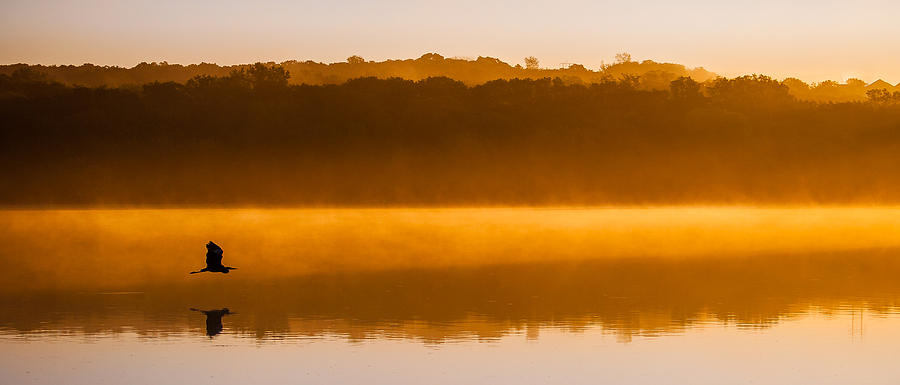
[
  {"left": 3, "top": 207, "right": 900, "bottom": 344},
  {"left": 3, "top": 252, "right": 899, "bottom": 343}
]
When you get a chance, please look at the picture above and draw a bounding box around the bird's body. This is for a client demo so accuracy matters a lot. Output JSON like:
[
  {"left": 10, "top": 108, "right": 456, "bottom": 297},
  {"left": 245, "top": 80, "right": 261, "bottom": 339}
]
[{"left": 190, "top": 241, "right": 237, "bottom": 274}]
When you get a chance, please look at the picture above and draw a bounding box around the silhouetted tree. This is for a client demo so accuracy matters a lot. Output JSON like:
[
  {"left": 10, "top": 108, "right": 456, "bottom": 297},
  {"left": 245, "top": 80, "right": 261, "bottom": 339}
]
[
  {"left": 524, "top": 56, "right": 540, "bottom": 70},
  {"left": 669, "top": 76, "right": 701, "bottom": 102},
  {"left": 615, "top": 52, "right": 633, "bottom": 64},
  {"left": 846, "top": 78, "right": 866, "bottom": 88},
  {"left": 224, "top": 63, "right": 291, "bottom": 90},
  {"left": 619, "top": 74, "right": 641, "bottom": 89},
  {"left": 10, "top": 67, "right": 48, "bottom": 82},
  {"left": 866, "top": 89, "right": 900, "bottom": 104},
  {"left": 706, "top": 75, "right": 794, "bottom": 109}
]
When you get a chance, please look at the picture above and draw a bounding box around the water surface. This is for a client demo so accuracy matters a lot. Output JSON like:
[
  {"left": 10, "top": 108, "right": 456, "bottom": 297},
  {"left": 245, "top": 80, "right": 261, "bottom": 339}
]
[{"left": 2, "top": 207, "right": 900, "bottom": 384}]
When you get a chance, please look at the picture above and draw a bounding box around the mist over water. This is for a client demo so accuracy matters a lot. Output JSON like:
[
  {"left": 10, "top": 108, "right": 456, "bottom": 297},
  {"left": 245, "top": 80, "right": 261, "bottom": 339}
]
[
  {"left": 4, "top": 207, "right": 900, "bottom": 292},
  {"left": 6, "top": 1, "right": 900, "bottom": 382},
  {"left": 4, "top": 207, "right": 900, "bottom": 384}
]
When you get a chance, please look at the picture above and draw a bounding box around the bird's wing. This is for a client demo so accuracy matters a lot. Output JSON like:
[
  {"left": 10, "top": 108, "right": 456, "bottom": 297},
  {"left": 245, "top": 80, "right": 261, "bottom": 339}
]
[{"left": 207, "top": 252, "right": 224, "bottom": 266}]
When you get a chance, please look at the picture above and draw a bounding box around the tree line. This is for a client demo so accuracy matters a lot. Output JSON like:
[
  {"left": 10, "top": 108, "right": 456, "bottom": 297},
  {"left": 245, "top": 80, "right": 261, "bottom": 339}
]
[
  {"left": 3, "top": 54, "right": 897, "bottom": 103},
  {"left": 2, "top": 64, "right": 900, "bottom": 205},
  {"left": 0, "top": 53, "right": 714, "bottom": 88}
]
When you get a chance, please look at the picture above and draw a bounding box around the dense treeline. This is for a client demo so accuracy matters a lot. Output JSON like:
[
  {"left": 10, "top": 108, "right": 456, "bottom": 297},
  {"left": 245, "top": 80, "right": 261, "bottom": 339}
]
[
  {"left": 2, "top": 64, "right": 900, "bottom": 206},
  {"left": 784, "top": 77, "right": 900, "bottom": 103},
  {"left": 3, "top": 53, "right": 898, "bottom": 102},
  {"left": 0, "top": 53, "right": 714, "bottom": 88}
]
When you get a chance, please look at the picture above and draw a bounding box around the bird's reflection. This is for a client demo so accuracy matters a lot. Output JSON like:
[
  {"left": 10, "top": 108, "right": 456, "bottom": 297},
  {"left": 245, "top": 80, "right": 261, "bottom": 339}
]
[{"left": 190, "top": 308, "right": 232, "bottom": 337}]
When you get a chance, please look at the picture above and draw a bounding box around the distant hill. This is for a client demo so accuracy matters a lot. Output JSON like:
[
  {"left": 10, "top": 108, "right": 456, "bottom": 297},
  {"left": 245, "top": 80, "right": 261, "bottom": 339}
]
[
  {"left": 0, "top": 53, "right": 715, "bottom": 90},
  {"left": 867, "top": 79, "right": 896, "bottom": 91}
]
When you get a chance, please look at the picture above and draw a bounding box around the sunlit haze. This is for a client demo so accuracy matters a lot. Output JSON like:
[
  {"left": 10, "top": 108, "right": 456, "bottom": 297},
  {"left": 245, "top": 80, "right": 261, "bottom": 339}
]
[
  {"left": 6, "top": 2, "right": 900, "bottom": 384},
  {"left": 2, "top": 0, "right": 900, "bottom": 83}
]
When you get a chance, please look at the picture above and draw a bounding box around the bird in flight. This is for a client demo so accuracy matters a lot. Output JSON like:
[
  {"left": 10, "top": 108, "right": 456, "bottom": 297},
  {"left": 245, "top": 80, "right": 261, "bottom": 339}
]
[{"left": 190, "top": 241, "right": 237, "bottom": 274}]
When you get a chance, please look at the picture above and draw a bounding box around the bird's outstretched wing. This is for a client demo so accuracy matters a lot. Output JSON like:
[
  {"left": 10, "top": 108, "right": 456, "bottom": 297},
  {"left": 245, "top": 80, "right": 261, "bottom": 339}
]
[{"left": 205, "top": 242, "right": 225, "bottom": 267}]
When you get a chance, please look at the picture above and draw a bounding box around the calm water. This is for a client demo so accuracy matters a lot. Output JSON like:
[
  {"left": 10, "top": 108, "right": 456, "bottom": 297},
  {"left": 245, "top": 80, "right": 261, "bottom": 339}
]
[{"left": 3, "top": 207, "right": 900, "bottom": 384}]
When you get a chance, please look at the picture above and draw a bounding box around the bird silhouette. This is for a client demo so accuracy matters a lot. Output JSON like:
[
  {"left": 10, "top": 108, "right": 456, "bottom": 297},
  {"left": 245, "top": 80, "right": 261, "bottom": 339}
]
[
  {"left": 190, "top": 241, "right": 237, "bottom": 274},
  {"left": 190, "top": 308, "right": 231, "bottom": 337}
]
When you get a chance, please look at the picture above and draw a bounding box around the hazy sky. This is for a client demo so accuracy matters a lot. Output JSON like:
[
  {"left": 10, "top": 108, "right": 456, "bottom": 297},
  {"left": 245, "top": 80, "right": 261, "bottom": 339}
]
[{"left": 2, "top": 0, "right": 899, "bottom": 83}]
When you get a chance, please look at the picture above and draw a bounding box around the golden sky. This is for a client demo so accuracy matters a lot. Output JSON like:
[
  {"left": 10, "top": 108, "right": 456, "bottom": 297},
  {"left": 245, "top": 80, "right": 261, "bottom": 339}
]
[{"left": 2, "top": 0, "right": 899, "bottom": 83}]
